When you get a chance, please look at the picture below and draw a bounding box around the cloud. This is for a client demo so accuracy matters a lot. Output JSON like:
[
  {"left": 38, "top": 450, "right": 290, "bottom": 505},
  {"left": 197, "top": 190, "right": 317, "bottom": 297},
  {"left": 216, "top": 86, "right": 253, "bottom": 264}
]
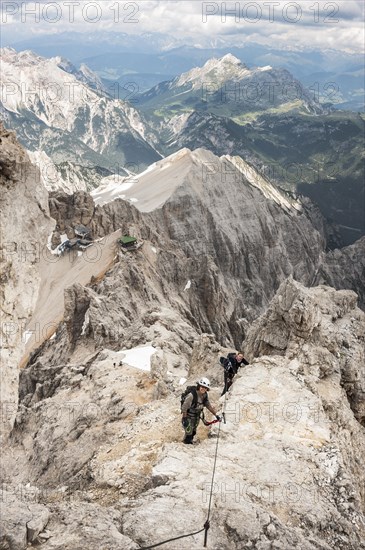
[{"left": 0, "top": 0, "right": 364, "bottom": 53}]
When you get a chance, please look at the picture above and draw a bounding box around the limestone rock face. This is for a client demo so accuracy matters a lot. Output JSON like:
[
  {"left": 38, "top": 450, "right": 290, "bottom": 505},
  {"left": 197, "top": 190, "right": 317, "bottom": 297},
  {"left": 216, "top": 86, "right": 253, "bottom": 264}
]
[
  {"left": 48, "top": 189, "right": 146, "bottom": 246},
  {"left": 315, "top": 236, "right": 365, "bottom": 310},
  {"left": 118, "top": 282, "right": 365, "bottom": 550},
  {"left": 2, "top": 281, "right": 364, "bottom": 549},
  {"left": 244, "top": 277, "right": 365, "bottom": 427},
  {"left": 0, "top": 490, "right": 49, "bottom": 549},
  {"left": 34, "top": 502, "right": 139, "bottom": 549},
  {"left": 0, "top": 122, "right": 54, "bottom": 437}
]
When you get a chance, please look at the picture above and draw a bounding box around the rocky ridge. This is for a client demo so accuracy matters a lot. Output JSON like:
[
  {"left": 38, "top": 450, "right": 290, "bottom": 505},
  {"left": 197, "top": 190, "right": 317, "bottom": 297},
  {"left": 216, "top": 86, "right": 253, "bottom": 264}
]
[
  {"left": 315, "top": 237, "right": 365, "bottom": 310},
  {"left": 44, "top": 146, "right": 365, "bottom": 358}
]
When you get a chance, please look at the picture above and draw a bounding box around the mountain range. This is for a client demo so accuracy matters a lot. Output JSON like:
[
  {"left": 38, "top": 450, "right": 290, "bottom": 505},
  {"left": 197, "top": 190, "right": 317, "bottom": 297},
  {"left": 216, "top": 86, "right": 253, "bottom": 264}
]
[
  {"left": 8, "top": 32, "right": 364, "bottom": 109},
  {"left": 0, "top": 48, "right": 161, "bottom": 192},
  {"left": 2, "top": 18, "right": 365, "bottom": 550},
  {"left": 1, "top": 47, "right": 363, "bottom": 247}
]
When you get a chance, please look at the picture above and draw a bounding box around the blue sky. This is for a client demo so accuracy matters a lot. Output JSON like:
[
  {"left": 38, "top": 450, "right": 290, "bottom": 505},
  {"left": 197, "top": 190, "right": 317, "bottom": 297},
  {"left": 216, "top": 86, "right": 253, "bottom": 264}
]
[{"left": 1, "top": 1, "right": 364, "bottom": 53}]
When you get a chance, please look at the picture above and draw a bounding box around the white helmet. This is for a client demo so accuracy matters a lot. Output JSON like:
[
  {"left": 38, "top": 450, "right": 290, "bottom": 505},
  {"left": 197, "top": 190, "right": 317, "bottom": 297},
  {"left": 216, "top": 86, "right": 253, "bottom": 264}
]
[{"left": 197, "top": 377, "right": 211, "bottom": 390}]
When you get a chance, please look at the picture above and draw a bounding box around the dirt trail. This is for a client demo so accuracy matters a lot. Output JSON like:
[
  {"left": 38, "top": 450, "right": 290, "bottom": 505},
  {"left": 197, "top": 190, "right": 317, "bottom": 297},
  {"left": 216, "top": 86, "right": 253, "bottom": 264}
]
[{"left": 20, "top": 230, "right": 121, "bottom": 366}]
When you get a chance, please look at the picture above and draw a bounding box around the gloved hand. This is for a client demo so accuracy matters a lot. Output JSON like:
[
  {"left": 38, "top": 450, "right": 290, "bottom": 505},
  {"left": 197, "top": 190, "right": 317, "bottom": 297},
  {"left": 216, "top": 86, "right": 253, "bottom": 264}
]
[
  {"left": 182, "top": 417, "right": 189, "bottom": 428},
  {"left": 215, "top": 415, "right": 221, "bottom": 422}
]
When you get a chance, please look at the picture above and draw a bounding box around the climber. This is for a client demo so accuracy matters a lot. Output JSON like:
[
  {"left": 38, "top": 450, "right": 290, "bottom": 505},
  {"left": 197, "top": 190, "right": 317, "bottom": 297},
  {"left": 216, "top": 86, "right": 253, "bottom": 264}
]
[
  {"left": 220, "top": 352, "right": 249, "bottom": 396},
  {"left": 181, "top": 378, "right": 221, "bottom": 445}
]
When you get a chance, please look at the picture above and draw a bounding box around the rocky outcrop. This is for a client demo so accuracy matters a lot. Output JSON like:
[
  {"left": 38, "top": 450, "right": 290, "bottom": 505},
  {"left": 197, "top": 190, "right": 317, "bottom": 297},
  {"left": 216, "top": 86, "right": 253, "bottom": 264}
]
[
  {"left": 244, "top": 277, "right": 365, "bottom": 428},
  {"left": 0, "top": 122, "right": 54, "bottom": 437},
  {"left": 315, "top": 237, "right": 365, "bottom": 310},
  {"left": 48, "top": 189, "right": 146, "bottom": 246},
  {"left": 49, "top": 191, "right": 96, "bottom": 239},
  {"left": 0, "top": 489, "right": 49, "bottom": 549}
]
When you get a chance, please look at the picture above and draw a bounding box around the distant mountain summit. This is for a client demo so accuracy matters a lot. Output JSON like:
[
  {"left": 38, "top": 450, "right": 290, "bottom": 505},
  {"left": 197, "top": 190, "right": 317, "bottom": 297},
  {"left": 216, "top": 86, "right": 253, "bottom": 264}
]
[
  {"left": 0, "top": 48, "right": 161, "bottom": 192},
  {"left": 175, "top": 54, "right": 251, "bottom": 89},
  {"left": 139, "top": 53, "right": 323, "bottom": 118}
]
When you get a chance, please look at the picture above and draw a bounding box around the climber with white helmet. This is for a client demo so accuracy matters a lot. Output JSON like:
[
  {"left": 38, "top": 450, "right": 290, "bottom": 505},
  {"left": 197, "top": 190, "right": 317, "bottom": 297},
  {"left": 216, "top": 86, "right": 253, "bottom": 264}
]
[{"left": 181, "top": 377, "right": 221, "bottom": 444}]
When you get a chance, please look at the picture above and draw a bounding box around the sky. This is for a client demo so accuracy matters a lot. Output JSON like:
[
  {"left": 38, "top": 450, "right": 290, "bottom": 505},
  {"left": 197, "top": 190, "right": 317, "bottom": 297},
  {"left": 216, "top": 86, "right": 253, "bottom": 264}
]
[{"left": 1, "top": 0, "right": 364, "bottom": 54}]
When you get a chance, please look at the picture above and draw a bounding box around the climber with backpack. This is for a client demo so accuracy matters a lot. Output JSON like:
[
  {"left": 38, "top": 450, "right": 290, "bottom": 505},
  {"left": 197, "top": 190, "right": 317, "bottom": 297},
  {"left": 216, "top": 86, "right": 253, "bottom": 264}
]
[
  {"left": 181, "top": 378, "right": 221, "bottom": 444},
  {"left": 220, "top": 352, "right": 249, "bottom": 396}
]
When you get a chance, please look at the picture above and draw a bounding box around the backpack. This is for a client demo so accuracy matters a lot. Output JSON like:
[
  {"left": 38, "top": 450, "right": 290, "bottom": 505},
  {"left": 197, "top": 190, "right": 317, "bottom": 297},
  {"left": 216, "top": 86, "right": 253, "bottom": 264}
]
[
  {"left": 220, "top": 355, "right": 233, "bottom": 372},
  {"left": 180, "top": 385, "right": 208, "bottom": 411}
]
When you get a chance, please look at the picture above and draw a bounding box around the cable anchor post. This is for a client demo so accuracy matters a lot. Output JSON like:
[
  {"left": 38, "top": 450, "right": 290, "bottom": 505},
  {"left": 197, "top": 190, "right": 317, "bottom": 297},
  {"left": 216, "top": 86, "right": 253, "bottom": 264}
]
[{"left": 203, "top": 520, "right": 210, "bottom": 547}]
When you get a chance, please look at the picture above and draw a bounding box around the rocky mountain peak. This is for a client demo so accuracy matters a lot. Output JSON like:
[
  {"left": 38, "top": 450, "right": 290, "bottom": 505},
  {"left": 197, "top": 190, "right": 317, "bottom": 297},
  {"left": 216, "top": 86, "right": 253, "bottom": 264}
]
[
  {"left": 0, "top": 46, "right": 16, "bottom": 57},
  {"left": 220, "top": 52, "right": 243, "bottom": 65},
  {"left": 175, "top": 53, "right": 251, "bottom": 89},
  {"left": 91, "top": 146, "right": 300, "bottom": 215},
  {"left": 0, "top": 48, "right": 103, "bottom": 121},
  {"left": 0, "top": 47, "right": 40, "bottom": 66}
]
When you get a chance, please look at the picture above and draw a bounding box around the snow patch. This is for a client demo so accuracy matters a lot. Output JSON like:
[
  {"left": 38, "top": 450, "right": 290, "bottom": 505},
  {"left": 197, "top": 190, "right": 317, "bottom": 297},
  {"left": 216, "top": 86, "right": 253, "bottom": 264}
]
[
  {"left": 151, "top": 246, "right": 157, "bottom": 254},
  {"left": 179, "top": 377, "right": 187, "bottom": 385},
  {"left": 184, "top": 280, "right": 191, "bottom": 291},
  {"left": 118, "top": 345, "right": 156, "bottom": 372},
  {"left": 81, "top": 310, "right": 90, "bottom": 336},
  {"left": 91, "top": 176, "right": 137, "bottom": 206},
  {"left": 22, "top": 331, "right": 34, "bottom": 344}
]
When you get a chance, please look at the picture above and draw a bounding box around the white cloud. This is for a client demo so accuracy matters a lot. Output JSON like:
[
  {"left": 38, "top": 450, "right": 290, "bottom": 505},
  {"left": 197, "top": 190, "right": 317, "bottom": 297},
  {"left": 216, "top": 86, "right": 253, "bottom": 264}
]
[{"left": 0, "top": 0, "right": 364, "bottom": 53}]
